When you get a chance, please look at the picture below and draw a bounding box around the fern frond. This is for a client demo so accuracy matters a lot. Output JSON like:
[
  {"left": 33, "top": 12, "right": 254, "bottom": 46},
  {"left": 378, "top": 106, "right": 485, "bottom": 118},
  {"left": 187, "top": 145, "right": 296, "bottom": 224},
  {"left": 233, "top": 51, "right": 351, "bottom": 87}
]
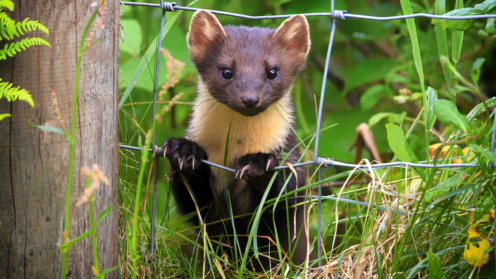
[
  {"left": 12, "top": 18, "right": 49, "bottom": 38},
  {"left": 0, "top": 0, "right": 14, "bottom": 11},
  {"left": 0, "top": 37, "right": 51, "bottom": 59},
  {"left": 0, "top": 10, "right": 15, "bottom": 40},
  {"left": 0, "top": 113, "right": 11, "bottom": 121},
  {"left": 0, "top": 14, "right": 49, "bottom": 41},
  {"left": 0, "top": 78, "right": 34, "bottom": 107}
]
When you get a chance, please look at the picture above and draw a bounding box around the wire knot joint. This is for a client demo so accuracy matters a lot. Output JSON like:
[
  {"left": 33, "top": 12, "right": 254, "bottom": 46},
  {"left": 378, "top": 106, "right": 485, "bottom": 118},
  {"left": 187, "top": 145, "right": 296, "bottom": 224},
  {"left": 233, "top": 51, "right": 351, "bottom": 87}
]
[
  {"left": 332, "top": 10, "right": 347, "bottom": 20},
  {"left": 161, "top": 1, "right": 176, "bottom": 12},
  {"left": 153, "top": 145, "right": 161, "bottom": 154},
  {"left": 317, "top": 157, "right": 334, "bottom": 168}
]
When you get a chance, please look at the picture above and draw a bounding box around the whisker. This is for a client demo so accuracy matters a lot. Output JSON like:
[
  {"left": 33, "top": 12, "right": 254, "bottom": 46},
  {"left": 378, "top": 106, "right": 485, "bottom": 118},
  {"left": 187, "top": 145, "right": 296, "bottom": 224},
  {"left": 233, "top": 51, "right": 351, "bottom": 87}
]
[{"left": 195, "top": 97, "right": 217, "bottom": 109}]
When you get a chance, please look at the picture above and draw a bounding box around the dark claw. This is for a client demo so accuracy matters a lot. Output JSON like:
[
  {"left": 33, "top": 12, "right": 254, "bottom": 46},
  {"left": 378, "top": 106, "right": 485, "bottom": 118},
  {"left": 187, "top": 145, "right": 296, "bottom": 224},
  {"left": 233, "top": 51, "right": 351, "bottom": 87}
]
[
  {"left": 239, "top": 165, "right": 250, "bottom": 179},
  {"left": 161, "top": 138, "right": 208, "bottom": 172},
  {"left": 234, "top": 153, "right": 278, "bottom": 180},
  {"left": 266, "top": 158, "right": 272, "bottom": 171},
  {"left": 163, "top": 145, "right": 168, "bottom": 158}
]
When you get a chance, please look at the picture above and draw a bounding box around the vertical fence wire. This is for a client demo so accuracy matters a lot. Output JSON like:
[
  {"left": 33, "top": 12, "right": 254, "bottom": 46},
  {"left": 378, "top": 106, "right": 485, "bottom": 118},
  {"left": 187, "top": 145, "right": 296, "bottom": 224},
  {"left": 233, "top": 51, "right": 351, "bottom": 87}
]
[
  {"left": 149, "top": 0, "right": 167, "bottom": 264},
  {"left": 313, "top": 0, "right": 339, "bottom": 267},
  {"left": 492, "top": 112, "right": 496, "bottom": 268}
]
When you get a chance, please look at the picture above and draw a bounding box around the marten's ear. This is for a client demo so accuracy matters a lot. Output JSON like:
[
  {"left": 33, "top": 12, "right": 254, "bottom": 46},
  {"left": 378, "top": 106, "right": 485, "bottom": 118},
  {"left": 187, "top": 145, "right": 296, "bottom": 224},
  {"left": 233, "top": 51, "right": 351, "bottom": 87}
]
[
  {"left": 272, "top": 15, "right": 310, "bottom": 56},
  {"left": 187, "top": 10, "right": 226, "bottom": 59}
]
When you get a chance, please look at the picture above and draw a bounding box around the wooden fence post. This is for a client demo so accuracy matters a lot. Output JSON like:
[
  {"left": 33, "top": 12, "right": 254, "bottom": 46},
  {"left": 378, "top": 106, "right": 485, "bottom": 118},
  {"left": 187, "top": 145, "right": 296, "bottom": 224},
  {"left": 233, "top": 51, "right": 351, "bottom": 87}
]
[{"left": 0, "top": 0, "right": 120, "bottom": 277}]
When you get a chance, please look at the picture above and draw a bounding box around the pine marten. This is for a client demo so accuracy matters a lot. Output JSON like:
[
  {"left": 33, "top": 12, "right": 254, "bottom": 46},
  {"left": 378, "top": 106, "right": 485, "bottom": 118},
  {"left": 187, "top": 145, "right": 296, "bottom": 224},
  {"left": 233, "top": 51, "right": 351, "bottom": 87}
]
[{"left": 162, "top": 10, "right": 309, "bottom": 271}]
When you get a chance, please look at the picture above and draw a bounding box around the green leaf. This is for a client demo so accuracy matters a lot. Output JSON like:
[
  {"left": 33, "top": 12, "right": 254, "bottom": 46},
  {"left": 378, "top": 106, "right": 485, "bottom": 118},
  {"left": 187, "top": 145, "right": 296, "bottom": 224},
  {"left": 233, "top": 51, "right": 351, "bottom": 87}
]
[
  {"left": 12, "top": 18, "right": 50, "bottom": 37},
  {"left": 119, "top": 11, "right": 182, "bottom": 108},
  {"left": 342, "top": 58, "right": 401, "bottom": 93},
  {"left": 97, "top": 205, "right": 112, "bottom": 224},
  {"left": 0, "top": 37, "right": 51, "bottom": 60},
  {"left": 360, "top": 84, "right": 384, "bottom": 111},
  {"left": 99, "top": 265, "right": 119, "bottom": 276},
  {"left": 369, "top": 112, "right": 393, "bottom": 128},
  {"left": 0, "top": 79, "right": 34, "bottom": 107},
  {"left": 0, "top": 0, "right": 14, "bottom": 11},
  {"left": 410, "top": 92, "right": 423, "bottom": 101},
  {"left": 59, "top": 205, "right": 112, "bottom": 253},
  {"left": 0, "top": 113, "right": 10, "bottom": 120},
  {"left": 27, "top": 121, "right": 65, "bottom": 135},
  {"left": 392, "top": 111, "right": 407, "bottom": 125},
  {"left": 426, "top": 87, "right": 438, "bottom": 130},
  {"left": 431, "top": 8, "right": 483, "bottom": 31},
  {"left": 427, "top": 250, "right": 447, "bottom": 279},
  {"left": 59, "top": 230, "right": 91, "bottom": 253},
  {"left": 435, "top": 0, "right": 452, "bottom": 90},
  {"left": 424, "top": 174, "right": 462, "bottom": 202},
  {"left": 386, "top": 123, "right": 418, "bottom": 163},
  {"left": 484, "top": 18, "right": 496, "bottom": 35},
  {"left": 119, "top": 19, "right": 142, "bottom": 57},
  {"left": 469, "top": 144, "right": 496, "bottom": 162},
  {"left": 470, "top": 58, "right": 485, "bottom": 87},
  {"left": 432, "top": 100, "right": 468, "bottom": 133},
  {"left": 368, "top": 112, "right": 405, "bottom": 128},
  {"left": 466, "top": 97, "right": 496, "bottom": 120},
  {"left": 474, "top": 0, "right": 496, "bottom": 13},
  {"left": 452, "top": 84, "right": 472, "bottom": 94}
]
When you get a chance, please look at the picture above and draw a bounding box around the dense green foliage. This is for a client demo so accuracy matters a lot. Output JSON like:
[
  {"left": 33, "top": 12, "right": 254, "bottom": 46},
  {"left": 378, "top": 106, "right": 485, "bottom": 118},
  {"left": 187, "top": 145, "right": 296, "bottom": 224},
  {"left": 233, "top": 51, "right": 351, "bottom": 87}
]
[{"left": 118, "top": 0, "right": 496, "bottom": 277}]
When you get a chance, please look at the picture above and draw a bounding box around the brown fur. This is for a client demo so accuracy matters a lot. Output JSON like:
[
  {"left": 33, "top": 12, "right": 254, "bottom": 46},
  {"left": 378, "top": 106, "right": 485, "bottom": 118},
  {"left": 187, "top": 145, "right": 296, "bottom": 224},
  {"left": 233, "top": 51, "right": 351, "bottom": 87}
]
[{"left": 163, "top": 10, "right": 311, "bottom": 271}]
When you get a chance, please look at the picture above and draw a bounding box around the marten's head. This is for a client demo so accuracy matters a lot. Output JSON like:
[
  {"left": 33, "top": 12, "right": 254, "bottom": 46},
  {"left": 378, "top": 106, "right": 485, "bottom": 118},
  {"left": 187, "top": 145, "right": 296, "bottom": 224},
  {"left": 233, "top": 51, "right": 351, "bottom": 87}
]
[{"left": 188, "top": 10, "right": 310, "bottom": 117}]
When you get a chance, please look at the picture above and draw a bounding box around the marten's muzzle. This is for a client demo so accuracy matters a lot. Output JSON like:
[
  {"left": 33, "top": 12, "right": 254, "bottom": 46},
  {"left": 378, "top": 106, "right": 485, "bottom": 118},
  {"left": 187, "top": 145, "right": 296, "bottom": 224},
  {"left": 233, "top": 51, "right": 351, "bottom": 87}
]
[{"left": 240, "top": 93, "right": 260, "bottom": 109}]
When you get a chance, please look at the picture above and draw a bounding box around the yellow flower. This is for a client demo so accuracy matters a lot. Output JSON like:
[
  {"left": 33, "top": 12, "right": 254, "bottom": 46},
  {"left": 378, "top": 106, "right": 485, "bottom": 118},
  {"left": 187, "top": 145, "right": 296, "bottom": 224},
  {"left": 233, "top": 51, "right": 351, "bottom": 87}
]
[
  {"left": 429, "top": 143, "right": 461, "bottom": 163},
  {"left": 463, "top": 211, "right": 492, "bottom": 267},
  {"left": 460, "top": 147, "right": 475, "bottom": 162},
  {"left": 463, "top": 230, "right": 491, "bottom": 267}
]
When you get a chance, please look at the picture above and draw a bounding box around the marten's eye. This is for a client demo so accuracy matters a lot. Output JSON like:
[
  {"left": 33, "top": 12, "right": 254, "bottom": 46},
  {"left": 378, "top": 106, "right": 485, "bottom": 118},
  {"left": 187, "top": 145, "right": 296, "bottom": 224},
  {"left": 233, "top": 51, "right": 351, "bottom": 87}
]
[
  {"left": 267, "top": 68, "right": 278, "bottom": 80},
  {"left": 220, "top": 68, "right": 233, "bottom": 80}
]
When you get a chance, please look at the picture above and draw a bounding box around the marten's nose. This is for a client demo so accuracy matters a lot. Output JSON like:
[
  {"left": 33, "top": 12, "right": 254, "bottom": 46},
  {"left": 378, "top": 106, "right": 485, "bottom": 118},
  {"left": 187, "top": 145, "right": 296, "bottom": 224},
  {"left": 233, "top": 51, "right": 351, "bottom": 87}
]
[{"left": 240, "top": 94, "right": 260, "bottom": 109}]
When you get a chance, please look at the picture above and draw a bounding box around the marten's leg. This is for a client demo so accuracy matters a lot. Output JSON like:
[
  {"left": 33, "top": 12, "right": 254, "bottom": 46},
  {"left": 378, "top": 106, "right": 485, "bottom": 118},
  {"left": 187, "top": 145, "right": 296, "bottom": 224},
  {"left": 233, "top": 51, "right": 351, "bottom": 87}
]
[
  {"left": 162, "top": 137, "right": 212, "bottom": 226},
  {"left": 233, "top": 152, "right": 302, "bottom": 205},
  {"left": 233, "top": 151, "right": 307, "bottom": 268}
]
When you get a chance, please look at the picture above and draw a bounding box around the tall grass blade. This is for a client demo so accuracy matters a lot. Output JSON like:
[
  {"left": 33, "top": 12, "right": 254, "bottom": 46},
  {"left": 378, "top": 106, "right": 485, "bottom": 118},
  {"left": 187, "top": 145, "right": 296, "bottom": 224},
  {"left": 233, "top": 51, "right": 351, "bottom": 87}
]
[
  {"left": 399, "top": 0, "right": 424, "bottom": 94},
  {"left": 400, "top": 0, "right": 428, "bottom": 162},
  {"left": 119, "top": 12, "right": 182, "bottom": 108},
  {"left": 452, "top": 0, "right": 464, "bottom": 64},
  {"left": 434, "top": 0, "right": 452, "bottom": 93}
]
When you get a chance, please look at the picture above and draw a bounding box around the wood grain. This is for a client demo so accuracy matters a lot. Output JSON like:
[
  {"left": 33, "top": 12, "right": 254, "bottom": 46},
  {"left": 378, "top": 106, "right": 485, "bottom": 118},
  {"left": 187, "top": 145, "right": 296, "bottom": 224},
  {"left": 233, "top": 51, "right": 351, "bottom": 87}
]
[{"left": 0, "top": 1, "right": 119, "bottom": 277}]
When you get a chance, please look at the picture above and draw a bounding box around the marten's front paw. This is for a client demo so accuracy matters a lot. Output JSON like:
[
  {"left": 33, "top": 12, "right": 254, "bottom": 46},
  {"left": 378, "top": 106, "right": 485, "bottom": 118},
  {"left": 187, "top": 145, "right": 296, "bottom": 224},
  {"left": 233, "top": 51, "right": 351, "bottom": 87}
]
[
  {"left": 162, "top": 138, "right": 207, "bottom": 171},
  {"left": 234, "top": 153, "right": 278, "bottom": 180}
]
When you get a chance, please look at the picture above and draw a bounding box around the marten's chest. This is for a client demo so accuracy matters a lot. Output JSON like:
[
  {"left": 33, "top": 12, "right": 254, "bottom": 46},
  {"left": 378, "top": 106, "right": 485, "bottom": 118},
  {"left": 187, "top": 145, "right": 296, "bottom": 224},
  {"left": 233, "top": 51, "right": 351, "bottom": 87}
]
[{"left": 186, "top": 82, "right": 293, "bottom": 195}]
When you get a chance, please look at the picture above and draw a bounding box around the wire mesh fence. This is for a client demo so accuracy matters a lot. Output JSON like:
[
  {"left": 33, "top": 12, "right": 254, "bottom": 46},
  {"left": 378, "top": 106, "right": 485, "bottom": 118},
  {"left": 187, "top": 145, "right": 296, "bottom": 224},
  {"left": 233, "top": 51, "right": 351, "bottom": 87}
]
[{"left": 118, "top": 0, "right": 496, "bottom": 271}]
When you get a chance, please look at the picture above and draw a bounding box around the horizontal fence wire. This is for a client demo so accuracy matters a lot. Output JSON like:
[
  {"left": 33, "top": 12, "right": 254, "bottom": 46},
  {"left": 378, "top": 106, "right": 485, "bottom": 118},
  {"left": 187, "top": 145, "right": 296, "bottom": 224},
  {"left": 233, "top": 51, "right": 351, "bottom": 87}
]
[
  {"left": 118, "top": 144, "right": 484, "bottom": 171},
  {"left": 121, "top": 1, "right": 496, "bottom": 20},
  {"left": 118, "top": 0, "right": 496, "bottom": 271}
]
